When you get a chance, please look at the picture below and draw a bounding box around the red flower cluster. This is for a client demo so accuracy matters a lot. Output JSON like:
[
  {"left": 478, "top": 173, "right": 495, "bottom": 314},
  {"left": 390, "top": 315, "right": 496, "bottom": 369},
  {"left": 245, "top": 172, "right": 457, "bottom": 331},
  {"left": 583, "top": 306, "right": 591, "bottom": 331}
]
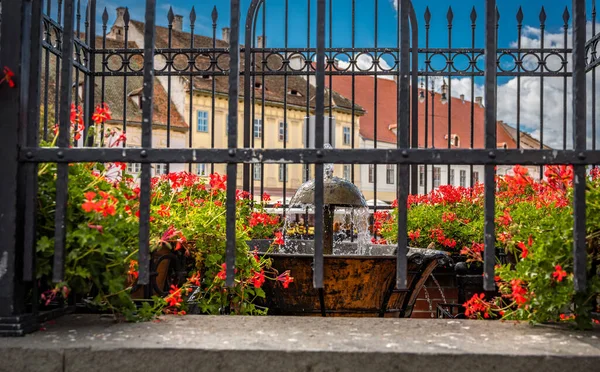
[
  {"left": 249, "top": 212, "right": 279, "bottom": 227},
  {"left": 127, "top": 260, "right": 139, "bottom": 280},
  {"left": 460, "top": 241, "right": 484, "bottom": 263},
  {"left": 209, "top": 173, "right": 227, "bottom": 191},
  {"left": 0, "top": 66, "right": 15, "bottom": 88},
  {"left": 216, "top": 263, "right": 237, "bottom": 281},
  {"left": 273, "top": 231, "right": 285, "bottom": 246},
  {"left": 251, "top": 269, "right": 266, "bottom": 288},
  {"left": 441, "top": 212, "right": 457, "bottom": 223},
  {"left": 262, "top": 192, "right": 271, "bottom": 202},
  {"left": 464, "top": 293, "right": 495, "bottom": 319},
  {"left": 81, "top": 191, "right": 117, "bottom": 216},
  {"left": 91, "top": 103, "right": 112, "bottom": 124},
  {"left": 552, "top": 265, "right": 568, "bottom": 282},
  {"left": 508, "top": 279, "right": 528, "bottom": 307},
  {"left": 277, "top": 270, "right": 294, "bottom": 288},
  {"left": 408, "top": 229, "right": 421, "bottom": 241},
  {"left": 70, "top": 104, "right": 85, "bottom": 141},
  {"left": 160, "top": 225, "right": 187, "bottom": 250},
  {"left": 166, "top": 285, "right": 183, "bottom": 307},
  {"left": 429, "top": 227, "right": 457, "bottom": 248},
  {"left": 497, "top": 209, "right": 513, "bottom": 227}
]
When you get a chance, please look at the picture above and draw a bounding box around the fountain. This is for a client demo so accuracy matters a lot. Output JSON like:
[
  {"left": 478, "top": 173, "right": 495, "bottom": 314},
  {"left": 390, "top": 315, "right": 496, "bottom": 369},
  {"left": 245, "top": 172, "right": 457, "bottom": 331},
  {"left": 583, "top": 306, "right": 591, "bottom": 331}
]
[{"left": 251, "top": 153, "right": 452, "bottom": 317}]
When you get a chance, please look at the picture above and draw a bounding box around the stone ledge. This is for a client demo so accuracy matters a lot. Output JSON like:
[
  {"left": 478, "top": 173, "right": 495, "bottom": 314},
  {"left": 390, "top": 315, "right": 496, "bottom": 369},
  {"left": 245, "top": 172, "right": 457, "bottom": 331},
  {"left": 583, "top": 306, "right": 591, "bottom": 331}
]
[{"left": 0, "top": 315, "right": 599, "bottom": 372}]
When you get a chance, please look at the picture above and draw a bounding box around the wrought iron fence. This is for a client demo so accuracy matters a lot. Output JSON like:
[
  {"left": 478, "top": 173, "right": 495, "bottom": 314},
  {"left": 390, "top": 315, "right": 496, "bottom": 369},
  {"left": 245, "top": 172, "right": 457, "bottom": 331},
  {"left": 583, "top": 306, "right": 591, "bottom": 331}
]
[{"left": 0, "top": 0, "right": 598, "bottom": 335}]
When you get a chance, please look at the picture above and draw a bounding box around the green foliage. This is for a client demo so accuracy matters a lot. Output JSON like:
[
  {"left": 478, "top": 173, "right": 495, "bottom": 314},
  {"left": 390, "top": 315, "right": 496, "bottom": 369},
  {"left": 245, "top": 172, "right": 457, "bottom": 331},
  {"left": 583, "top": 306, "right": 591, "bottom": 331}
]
[
  {"left": 35, "top": 155, "right": 282, "bottom": 320},
  {"left": 380, "top": 166, "right": 600, "bottom": 328}
]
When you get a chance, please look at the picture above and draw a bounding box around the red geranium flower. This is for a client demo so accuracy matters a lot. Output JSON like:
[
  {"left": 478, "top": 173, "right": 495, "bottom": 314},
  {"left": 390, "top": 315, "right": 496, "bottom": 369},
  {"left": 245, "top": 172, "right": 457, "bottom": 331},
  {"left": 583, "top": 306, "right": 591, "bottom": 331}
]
[
  {"left": 552, "top": 265, "right": 568, "bottom": 282},
  {"left": 273, "top": 231, "right": 284, "bottom": 246},
  {"left": 251, "top": 269, "right": 265, "bottom": 288},
  {"left": 277, "top": 270, "right": 294, "bottom": 288}
]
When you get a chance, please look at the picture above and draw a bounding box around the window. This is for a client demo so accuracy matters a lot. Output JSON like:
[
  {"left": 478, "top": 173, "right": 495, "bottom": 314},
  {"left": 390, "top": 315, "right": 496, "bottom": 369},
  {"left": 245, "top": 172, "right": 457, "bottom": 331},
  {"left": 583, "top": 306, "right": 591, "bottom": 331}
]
[
  {"left": 450, "top": 169, "right": 455, "bottom": 185},
  {"left": 433, "top": 167, "right": 441, "bottom": 188},
  {"left": 254, "top": 119, "right": 262, "bottom": 138},
  {"left": 288, "top": 88, "right": 302, "bottom": 97},
  {"left": 197, "top": 111, "right": 209, "bottom": 132},
  {"left": 303, "top": 165, "right": 311, "bottom": 182},
  {"left": 460, "top": 170, "right": 467, "bottom": 187},
  {"left": 196, "top": 164, "right": 208, "bottom": 176},
  {"left": 154, "top": 163, "right": 167, "bottom": 176},
  {"left": 343, "top": 164, "right": 351, "bottom": 181},
  {"left": 343, "top": 127, "right": 351, "bottom": 145},
  {"left": 278, "top": 164, "right": 288, "bottom": 182},
  {"left": 472, "top": 171, "right": 480, "bottom": 185},
  {"left": 419, "top": 166, "right": 425, "bottom": 187},
  {"left": 368, "top": 164, "right": 375, "bottom": 183},
  {"left": 386, "top": 165, "right": 394, "bottom": 184},
  {"left": 279, "top": 122, "right": 287, "bottom": 142},
  {"left": 253, "top": 165, "right": 261, "bottom": 180},
  {"left": 127, "top": 163, "right": 141, "bottom": 175},
  {"left": 454, "top": 135, "right": 460, "bottom": 147}
]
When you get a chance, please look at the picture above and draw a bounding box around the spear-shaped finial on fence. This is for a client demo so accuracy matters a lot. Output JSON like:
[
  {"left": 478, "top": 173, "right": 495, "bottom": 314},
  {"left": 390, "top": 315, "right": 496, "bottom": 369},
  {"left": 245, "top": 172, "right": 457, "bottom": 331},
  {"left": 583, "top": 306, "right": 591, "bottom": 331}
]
[
  {"left": 562, "top": 7, "right": 570, "bottom": 26},
  {"left": 212, "top": 6, "right": 218, "bottom": 25},
  {"left": 496, "top": 6, "right": 500, "bottom": 27},
  {"left": 424, "top": 6, "right": 431, "bottom": 27},
  {"left": 516, "top": 6, "right": 523, "bottom": 26},
  {"left": 102, "top": 7, "right": 109, "bottom": 26},
  {"left": 470, "top": 6, "right": 477, "bottom": 25},
  {"left": 190, "top": 6, "right": 197, "bottom": 27},
  {"left": 539, "top": 6, "right": 547, "bottom": 26},
  {"left": 167, "top": 6, "right": 175, "bottom": 26},
  {"left": 447, "top": 6, "right": 454, "bottom": 27},
  {"left": 123, "top": 7, "right": 130, "bottom": 27}
]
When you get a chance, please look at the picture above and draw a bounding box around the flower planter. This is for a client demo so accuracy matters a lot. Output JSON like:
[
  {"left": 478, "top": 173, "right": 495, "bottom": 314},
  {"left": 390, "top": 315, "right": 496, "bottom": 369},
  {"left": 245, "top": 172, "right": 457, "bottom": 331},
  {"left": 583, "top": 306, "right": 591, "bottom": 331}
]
[
  {"left": 250, "top": 240, "right": 452, "bottom": 317},
  {"left": 130, "top": 247, "right": 190, "bottom": 299}
]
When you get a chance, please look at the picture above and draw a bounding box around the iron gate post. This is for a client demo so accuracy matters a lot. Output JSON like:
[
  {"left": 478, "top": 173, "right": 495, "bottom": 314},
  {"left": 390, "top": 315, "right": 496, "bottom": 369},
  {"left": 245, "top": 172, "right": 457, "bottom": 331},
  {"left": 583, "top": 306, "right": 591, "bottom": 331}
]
[{"left": 0, "top": 0, "right": 43, "bottom": 336}]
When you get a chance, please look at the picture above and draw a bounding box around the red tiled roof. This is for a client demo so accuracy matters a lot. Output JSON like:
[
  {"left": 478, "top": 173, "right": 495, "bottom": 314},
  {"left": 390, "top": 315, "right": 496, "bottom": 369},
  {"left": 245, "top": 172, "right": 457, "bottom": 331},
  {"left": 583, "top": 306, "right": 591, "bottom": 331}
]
[{"left": 325, "top": 75, "right": 543, "bottom": 149}]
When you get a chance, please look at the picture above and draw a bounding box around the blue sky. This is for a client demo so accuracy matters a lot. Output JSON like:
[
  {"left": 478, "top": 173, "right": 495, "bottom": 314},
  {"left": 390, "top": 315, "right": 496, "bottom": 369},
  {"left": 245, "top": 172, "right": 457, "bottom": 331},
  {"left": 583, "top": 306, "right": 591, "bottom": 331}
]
[
  {"left": 93, "top": 0, "right": 578, "bottom": 48},
  {"left": 86, "top": 1, "right": 598, "bottom": 149}
]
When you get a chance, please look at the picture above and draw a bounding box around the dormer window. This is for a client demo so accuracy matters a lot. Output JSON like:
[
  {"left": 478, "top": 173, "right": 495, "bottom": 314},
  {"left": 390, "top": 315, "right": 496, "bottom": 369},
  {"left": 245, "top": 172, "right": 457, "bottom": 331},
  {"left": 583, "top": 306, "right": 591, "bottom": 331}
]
[
  {"left": 498, "top": 142, "right": 508, "bottom": 149},
  {"left": 254, "top": 82, "right": 262, "bottom": 89},
  {"left": 445, "top": 134, "right": 460, "bottom": 147},
  {"left": 200, "top": 75, "right": 212, "bottom": 80},
  {"left": 288, "top": 89, "right": 302, "bottom": 97},
  {"left": 128, "top": 89, "right": 143, "bottom": 108}
]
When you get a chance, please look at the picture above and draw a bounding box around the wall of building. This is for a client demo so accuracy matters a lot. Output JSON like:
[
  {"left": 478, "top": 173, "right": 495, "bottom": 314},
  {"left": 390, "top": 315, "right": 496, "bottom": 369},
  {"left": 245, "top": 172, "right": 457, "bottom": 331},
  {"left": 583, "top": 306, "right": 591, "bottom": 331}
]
[{"left": 186, "top": 93, "right": 361, "bottom": 196}]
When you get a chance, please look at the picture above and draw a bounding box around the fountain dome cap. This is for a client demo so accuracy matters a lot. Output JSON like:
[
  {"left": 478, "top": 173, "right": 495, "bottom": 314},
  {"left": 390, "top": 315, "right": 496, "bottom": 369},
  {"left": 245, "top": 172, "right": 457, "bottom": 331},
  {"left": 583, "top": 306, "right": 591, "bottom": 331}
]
[{"left": 289, "top": 176, "right": 367, "bottom": 208}]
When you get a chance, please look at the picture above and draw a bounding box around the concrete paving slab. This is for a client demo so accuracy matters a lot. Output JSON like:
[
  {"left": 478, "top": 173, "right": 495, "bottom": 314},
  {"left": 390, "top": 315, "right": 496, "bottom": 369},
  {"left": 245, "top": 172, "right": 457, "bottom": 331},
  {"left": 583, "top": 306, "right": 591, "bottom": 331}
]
[{"left": 0, "top": 315, "right": 599, "bottom": 372}]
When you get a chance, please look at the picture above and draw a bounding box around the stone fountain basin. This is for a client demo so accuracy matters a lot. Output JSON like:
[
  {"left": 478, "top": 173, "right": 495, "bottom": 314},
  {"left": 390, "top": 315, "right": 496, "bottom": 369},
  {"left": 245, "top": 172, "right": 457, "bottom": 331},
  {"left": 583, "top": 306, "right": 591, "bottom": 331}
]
[{"left": 248, "top": 240, "right": 452, "bottom": 317}]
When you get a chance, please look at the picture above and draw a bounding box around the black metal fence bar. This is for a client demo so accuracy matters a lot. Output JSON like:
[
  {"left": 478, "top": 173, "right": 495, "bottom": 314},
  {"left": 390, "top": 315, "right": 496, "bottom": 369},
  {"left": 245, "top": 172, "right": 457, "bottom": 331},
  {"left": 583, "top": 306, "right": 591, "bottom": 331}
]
[
  {"left": 226, "top": 0, "right": 241, "bottom": 287},
  {"left": 396, "top": 0, "right": 410, "bottom": 290},
  {"left": 573, "top": 0, "right": 587, "bottom": 292},
  {"left": 20, "top": 148, "right": 600, "bottom": 165},
  {"left": 313, "top": 0, "right": 325, "bottom": 289},
  {"left": 53, "top": 0, "right": 75, "bottom": 283},
  {"left": 483, "top": 0, "right": 497, "bottom": 291},
  {"left": 22, "top": 0, "right": 44, "bottom": 283},
  {"left": 137, "top": 0, "right": 157, "bottom": 286}
]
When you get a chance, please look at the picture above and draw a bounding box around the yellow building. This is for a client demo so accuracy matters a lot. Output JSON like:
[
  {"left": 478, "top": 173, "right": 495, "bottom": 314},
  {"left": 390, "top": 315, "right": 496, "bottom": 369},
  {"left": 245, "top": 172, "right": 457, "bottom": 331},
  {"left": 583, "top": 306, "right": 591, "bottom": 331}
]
[{"left": 107, "top": 8, "right": 364, "bottom": 198}]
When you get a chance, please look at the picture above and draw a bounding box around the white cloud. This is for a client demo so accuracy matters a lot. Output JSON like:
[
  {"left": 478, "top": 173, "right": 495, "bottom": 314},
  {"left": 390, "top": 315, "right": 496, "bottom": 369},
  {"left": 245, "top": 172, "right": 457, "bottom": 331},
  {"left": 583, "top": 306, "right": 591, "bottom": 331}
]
[
  {"left": 447, "top": 22, "right": 600, "bottom": 150},
  {"left": 336, "top": 54, "right": 395, "bottom": 80}
]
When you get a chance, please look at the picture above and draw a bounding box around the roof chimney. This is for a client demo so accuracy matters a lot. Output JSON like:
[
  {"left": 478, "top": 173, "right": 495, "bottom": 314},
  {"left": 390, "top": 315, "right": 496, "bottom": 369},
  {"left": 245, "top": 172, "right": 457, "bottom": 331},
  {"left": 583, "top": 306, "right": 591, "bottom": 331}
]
[
  {"left": 460, "top": 94, "right": 465, "bottom": 103},
  {"left": 222, "top": 27, "right": 230, "bottom": 43},
  {"left": 116, "top": 7, "right": 127, "bottom": 24},
  {"left": 173, "top": 15, "right": 183, "bottom": 32},
  {"left": 475, "top": 96, "right": 483, "bottom": 107},
  {"left": 258, "top": 35, "right": 266, "bottom": 48}
]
